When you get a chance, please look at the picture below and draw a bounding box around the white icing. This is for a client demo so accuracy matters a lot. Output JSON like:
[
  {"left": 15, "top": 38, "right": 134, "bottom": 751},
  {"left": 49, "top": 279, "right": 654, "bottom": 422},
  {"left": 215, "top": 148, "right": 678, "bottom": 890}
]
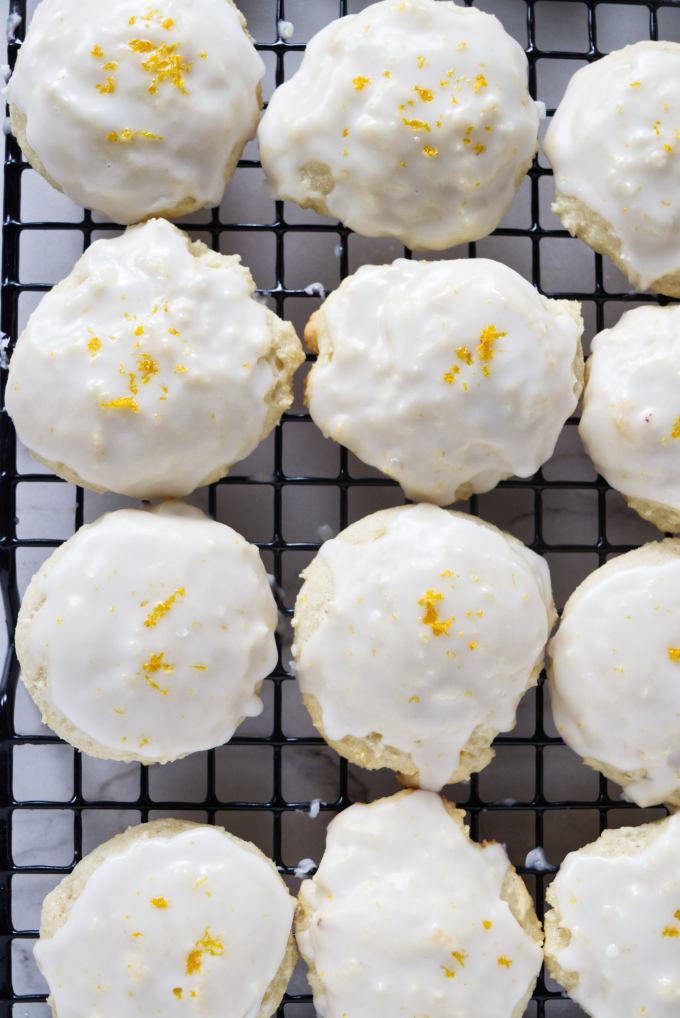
[
  {"left": 297, "top": 790, "right": 543, "bottom": 1018},
  {"left": 579, "top": 305, "right": 680, "bottom": 517},
  {"left": 7, "top": 0, "right": 264, "bottom": 223},
  {"left": 548, "top": 542, "right": 680, "bottom": 806},
  {"left": 6, "top": 219, "right": 285, "bottom": 499},
  {"left": 294, "top": 504, "right": 554, "bottom": 790},
  {"left": 548, "top": 813, "right": 680, "bottom": 1018},
  {"left": 544, "top": 42, "right": 680, "bottom": 291},
  {"left": 35, "top": 825, "right": 294, "bottom": 1018},
  {"left": 258, "top": 0, "right": 539, "bottom": 250},
  {"left": 277, "top": 20, "right": 294, "bottom": 41},
  {"left": 305, "top": 258, "right": 582, "bottom": 505},
  {"left": 524, "top": 847, "right": 553, "bottom": 872},
  {"left": 21, "top": 502, "right": 278, "bottom": 762}
]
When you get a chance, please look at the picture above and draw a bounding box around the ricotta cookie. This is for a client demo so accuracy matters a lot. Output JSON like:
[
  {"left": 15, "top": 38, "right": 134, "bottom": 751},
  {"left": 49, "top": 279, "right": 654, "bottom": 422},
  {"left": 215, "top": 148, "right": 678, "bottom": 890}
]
[
  {"left": 304, "top": 258, "right": 583, "bottom": 505},
  {"left": 548, "top": 540, "right": 680, "bottom": 808},
  {"left": 544, "top": 42, "right": 680, "bottom": 296},
  {"left": 16, "top": 501, "right": 278, "bottom": 764},
  {"left": 258, "top": 0, "right": 539, "bottom": 250},
  {"left": 7, "top": 0, "right": 264, "bottom": 223},
  {"left": 296, "top": 789, "right": 543, "bottom": 1018},
  {"left": 579, "top": 305, "right": 680, "bottom": 533},
  {"left": 545, "top": 813, "right": 680, "bottom": 1018},
  {"left": 292, "top": 504, "right": 555, "bottom": 790},
  {"left": 5, "top": 219, "right": 303, "bottom": 499},
  {"left": 36, "top": 818, "right": 297, "bottom": 1018}
]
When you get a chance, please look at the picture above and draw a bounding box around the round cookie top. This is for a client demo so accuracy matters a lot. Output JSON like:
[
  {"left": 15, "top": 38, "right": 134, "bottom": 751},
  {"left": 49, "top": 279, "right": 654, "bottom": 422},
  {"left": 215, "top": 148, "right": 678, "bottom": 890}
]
[
  {"left": 548, "top": 540, "right": 680, "bottom": 807},
  {"left": 293, "top": 504, "right": 555, "bottom": 790},
  {"left": 304, "top": 258, "right": 583, "bottom": 505},
  {"left": 545, "top": 813, "right": 680, "bottom": 1018},
  {"left": 579, "top": 305, "right": 680, "bottom": 533},
  {"left": 16, "top": 501, "right": 278, "bottom": 763},
  {"left": 257, "top": 0, "right": 539, "bottom": 250},
  {"left": 7, "top": 0, "right": 264, "bottom": 223},
  {"left": 296, "top": 789, "right": 543, "bottom": 1018},
  {"left": 36, "top": 819, "right": 296, "bottom": 1018},
  {"left": 5, "top": 218, "right": 303, "bottom": 499},
  {"left": 544, "top": 41, "right": 680, "bottom": 295}
]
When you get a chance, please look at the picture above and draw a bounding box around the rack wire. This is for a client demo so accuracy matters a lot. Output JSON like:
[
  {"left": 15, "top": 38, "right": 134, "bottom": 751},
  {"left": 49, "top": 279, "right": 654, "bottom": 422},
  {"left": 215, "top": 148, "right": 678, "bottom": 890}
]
[{"left": 2, "top": 0, "right": 679, "bottom": 1015}]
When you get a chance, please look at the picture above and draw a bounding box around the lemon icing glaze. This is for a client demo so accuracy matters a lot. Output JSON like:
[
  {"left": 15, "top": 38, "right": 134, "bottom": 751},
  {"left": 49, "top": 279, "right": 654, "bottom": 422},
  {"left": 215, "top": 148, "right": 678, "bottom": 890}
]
[
  {"left": 293, "top": 504, "right": 554, "bottom": 790},
  {"left": 305, "top": 258, "right": 582, "bottom": 505},
  {"left": 7, "top": 0, "right": 264, "bottom": 223},
  {"left": 296, "top": 790, "right": 543, "bottom": 1018},
  {"left": 547, "top": 814, "right": 680, "bottom": 1017},
  {"left": 5, "top": 219, "right": 300, "bottom": 499},
  {"left": 258, "top": 0, "right": 539, "bottom": 250},
  {"left": 17, "top": 502, "right": 278, "bottom": 763},
  {"left": 35, "top": 824, "right": 295, "bottom": 1018},
  {"left": 548, "top": 541, "right": 680, "bottom": 806},
  {"left": 544, "top": 41, "right": 680, "bottom": 292},
  {"left": 579, "top": 305, "right": 680, "bottom": 519}
]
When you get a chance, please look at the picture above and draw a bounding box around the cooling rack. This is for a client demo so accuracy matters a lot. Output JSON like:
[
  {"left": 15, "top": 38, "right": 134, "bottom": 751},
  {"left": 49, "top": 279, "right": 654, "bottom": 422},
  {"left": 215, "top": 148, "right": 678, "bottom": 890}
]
[{"left": 2, "top": 0, "right": 679, "bottom": 1015}]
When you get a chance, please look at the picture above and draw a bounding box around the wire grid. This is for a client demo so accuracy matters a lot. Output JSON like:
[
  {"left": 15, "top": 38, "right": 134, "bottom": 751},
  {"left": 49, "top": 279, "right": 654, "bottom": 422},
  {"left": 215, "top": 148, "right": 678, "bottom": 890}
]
[{"left": 2, "top": 0, "right": 679, "bottom": 1015}]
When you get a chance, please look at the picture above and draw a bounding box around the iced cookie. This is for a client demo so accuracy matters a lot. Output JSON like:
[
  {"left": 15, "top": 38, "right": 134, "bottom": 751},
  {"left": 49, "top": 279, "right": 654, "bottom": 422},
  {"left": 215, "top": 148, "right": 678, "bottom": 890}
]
[
  {"left": 296, "top": 789, "right": 543, "bottom": 1018},
  {"left": 579, "top": 304, "right": 680, "bottom": 533},
  {"left": 7, "top": 0, "right": 264, "bottom": 223},
  {"left": 258, "top": 0, "right": 540, "bottom": 250},
  {"left": 293, "top": 504, "right": 555, "bottom": 790},
  {"left": 545, "top": 813, "right": 680, "bottom": 1018},
  {"left": 6, "top": 219, "right": 303, "bottom": 499},
  {"left": 16, "top": 501, "right": 278, "bottom": 763},
  {"left": 36, "top": 818, "right": 297, "bottom": 1018},
  {"left": 304, "top": 258, "right": 583, "bottom": 505},
  {"left": 544, "top": 41, "right": 680, "bottom": 296},
  {"left": 548, "top": 540, "right": 680, "bottom": 807}
]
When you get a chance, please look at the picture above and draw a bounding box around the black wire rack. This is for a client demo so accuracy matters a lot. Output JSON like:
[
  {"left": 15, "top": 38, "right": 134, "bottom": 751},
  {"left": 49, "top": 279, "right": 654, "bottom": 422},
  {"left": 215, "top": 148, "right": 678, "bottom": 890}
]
[{"left": 2, "top": 1, "right": 679, "bottom": 1016}]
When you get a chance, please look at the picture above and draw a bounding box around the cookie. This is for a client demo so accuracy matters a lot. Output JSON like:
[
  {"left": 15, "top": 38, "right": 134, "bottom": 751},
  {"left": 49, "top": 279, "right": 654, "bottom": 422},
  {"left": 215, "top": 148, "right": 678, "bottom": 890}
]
[
  {"left": 7, "top": 0, "right": 264, "bottom": 223},
  {"left": 258, "top": 0, "right": 540, "bottom": 250},
  {"left": 579, "top": 304, "right": 680, "bottom": 533},
  {"left": 296, "top": 789, "right": 543, "bottom": 1018},
  {"left": 293, "top": 503, "right": 555, "bottom": 790},
  {"left": 304, "top": 257, "right": 583, "bottom": 505},
  {"left": 545, "top": 813, "right": 680, "bottom": 1018},
  {"left": 36, "top": 818, "right": 297, "bottom": 1018},
  {"left": 16, "top": 501, "right": 278, "bottom": 764},
  {"left": 544, "top": 41, "right": 680, "bottom": 296},
  {"left": 6, "top": 218, "right": 303, "bottom": 499},
  {"left": 548, "top": 540, "right": 680, "bottom": 807}
]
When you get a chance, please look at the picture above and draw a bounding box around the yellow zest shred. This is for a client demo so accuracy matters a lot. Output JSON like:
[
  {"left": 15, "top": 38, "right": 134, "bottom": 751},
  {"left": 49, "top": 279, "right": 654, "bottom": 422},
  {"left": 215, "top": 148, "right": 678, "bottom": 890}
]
[
  {"left": 353, "top": 75, "right": 371, "bottom": 90},
  {"left": 185, "top": 929, "right": 225, "bottom": 976},
  {"left": 88, "top": 336, "right": 102, "bottom": 356},
  {"left": 474, "top": 74, "right": 488, "bottom": 92},
  {"left": 418, "top": 590, "right": 454, "bottom": 637},
  {"left": 144, "top": 588, "right": 185, "bottom": 627},
  {"left": 96, "top": 77, "right": 115, "bottom": 94},
  {"left": 403, "top": 117, "right": 431, "bottom": 132},
  {"left": 91, "top": 44, "right": 104, "bottom": 58},
  {"left": 498, "top": 956, "right": 512, "bottom": 968},
  {"left": 150, "top": 896, "right": 169, "bottom": 909},
  {"left": 423, "top": 145, "right": 437, "bottom": 157},
  {"left": 414, "top": 85, "right": 434, "bottom": 102},
  {"left": 668, "top": 647, "right": 680, "bottom": 663},
  {"left": 101, "top": 396, "right": 138, "bottom": 412},
  {"left": 129, "top": 38, "right": 191, "bottom": 95}
]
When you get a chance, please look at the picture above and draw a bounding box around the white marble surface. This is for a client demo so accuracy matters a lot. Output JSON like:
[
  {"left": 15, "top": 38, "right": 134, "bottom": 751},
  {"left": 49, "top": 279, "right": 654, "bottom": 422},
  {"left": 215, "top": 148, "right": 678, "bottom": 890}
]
[{"left": 5, "top": 1, "right": 680, "bottom": 1015}]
